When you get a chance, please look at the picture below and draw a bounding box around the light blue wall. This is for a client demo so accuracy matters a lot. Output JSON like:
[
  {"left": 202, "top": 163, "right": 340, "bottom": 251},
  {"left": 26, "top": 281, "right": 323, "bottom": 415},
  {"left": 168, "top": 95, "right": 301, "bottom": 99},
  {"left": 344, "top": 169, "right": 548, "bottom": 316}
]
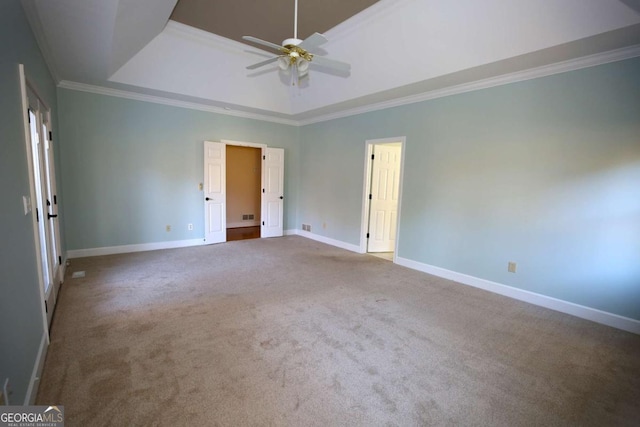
[
  {"left": 57, "top": 89, "right": 299, "bottom": 250},
  {"left": 0, "top": 1, "right": 61, "bottom": 404},
  {"left": 298, "top": 58, "right": 640, "bottom": 320}
]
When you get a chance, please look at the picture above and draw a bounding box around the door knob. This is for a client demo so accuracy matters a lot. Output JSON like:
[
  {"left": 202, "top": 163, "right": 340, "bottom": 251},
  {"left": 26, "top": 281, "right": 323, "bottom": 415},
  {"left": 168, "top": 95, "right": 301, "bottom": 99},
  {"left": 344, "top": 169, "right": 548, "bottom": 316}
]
[
  {"left": 47, "top": 213, "right": 58, "bottom": 219},
  {"left": 206, "top": 197, "right": 211, "bottom": 201}
]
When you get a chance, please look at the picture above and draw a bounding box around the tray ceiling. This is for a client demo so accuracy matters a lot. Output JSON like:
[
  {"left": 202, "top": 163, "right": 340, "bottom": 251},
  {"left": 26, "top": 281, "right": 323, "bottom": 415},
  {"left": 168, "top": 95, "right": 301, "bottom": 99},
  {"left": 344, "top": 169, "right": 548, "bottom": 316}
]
[
  {"left": 21, "top": 0, "right": 640, "bottom": 124},
  {"left": 170, "top": 0, "right": 379, "bottom": 46}
]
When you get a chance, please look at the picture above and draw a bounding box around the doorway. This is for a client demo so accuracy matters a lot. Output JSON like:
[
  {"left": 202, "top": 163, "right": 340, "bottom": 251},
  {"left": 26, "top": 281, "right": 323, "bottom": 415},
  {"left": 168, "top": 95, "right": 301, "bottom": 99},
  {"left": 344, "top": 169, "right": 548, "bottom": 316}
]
[
  {"left": 203, "top": 140, "right": 285, "bottom": 245},
  {"left": 360, "top": 137, "right": 405, "bottom": 261},
  {"left": 226, "top": 145, "right": 261, "bottom": 241}
]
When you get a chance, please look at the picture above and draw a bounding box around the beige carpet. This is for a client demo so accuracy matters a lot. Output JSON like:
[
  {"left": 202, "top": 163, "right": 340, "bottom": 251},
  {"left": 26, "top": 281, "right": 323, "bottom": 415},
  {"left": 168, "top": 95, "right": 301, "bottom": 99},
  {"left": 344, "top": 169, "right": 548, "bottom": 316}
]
[{"left": 37, "top": 236, "right": 640, "bottom": 426}]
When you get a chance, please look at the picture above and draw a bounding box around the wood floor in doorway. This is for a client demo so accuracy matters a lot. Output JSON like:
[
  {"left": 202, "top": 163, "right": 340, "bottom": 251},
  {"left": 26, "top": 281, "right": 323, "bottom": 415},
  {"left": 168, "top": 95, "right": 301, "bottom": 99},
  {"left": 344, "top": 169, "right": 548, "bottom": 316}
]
[{"left": 227, "top": 226, "right": 260, "bottom": 241}]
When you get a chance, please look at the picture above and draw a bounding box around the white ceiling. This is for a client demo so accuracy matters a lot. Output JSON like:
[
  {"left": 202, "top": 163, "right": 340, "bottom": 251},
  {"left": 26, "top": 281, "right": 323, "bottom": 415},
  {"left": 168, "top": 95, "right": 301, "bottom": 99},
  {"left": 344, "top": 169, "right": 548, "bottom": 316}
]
[{"left": 21, "top": 0, "right": 640, "bottom": 124}]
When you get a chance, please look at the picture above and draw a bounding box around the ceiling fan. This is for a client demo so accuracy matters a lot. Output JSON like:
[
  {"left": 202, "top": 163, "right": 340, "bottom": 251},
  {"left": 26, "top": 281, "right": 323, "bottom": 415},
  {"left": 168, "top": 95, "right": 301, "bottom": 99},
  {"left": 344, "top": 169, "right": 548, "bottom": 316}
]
[{"left": 242, "top": 0, "right": 351, "bottom": 86}]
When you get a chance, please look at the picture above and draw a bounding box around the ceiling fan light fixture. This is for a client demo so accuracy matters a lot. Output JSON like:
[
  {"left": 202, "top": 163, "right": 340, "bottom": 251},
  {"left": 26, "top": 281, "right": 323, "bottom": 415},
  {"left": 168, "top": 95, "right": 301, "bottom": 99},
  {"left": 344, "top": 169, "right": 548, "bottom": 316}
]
[
  {"left": 297, "top": 59, "right": 309, "bottom": 77},
  {"left": 242, "top": 0, "right": 350, "bottom": 85},
  {"left": 277, "top": 56, "right": 290, "bottom": 71}
]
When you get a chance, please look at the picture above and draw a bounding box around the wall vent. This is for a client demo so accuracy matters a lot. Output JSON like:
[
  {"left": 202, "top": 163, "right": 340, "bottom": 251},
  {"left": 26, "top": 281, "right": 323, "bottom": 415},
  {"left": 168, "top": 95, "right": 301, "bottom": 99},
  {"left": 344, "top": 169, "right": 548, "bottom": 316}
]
[{"left": 242, "top": 214, "right": 255, "bottom": 220}]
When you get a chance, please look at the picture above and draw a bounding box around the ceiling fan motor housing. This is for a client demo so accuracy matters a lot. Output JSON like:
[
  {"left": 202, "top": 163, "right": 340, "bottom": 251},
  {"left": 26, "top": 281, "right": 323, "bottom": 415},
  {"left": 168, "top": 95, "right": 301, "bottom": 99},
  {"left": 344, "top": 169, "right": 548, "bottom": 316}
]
[{"left": 282, "top": 38, "right": 302, "bottom": 47}]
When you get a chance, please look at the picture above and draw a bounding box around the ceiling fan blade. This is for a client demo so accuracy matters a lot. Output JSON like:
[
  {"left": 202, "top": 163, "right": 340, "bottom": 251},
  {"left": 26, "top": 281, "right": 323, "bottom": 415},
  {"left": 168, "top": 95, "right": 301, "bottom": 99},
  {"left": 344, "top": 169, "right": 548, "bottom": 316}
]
[
  {"left": 311, "top": 55, "right": 351, "bottom": 72},
  {"left": 298, "top": 32, "right": 327, "bottom": 51},
  {"left": 246, "top": 56, "right": 279, "bottom": 70},
  {"left": 242, "top": 36, "right": 283, "bottom": 52}
]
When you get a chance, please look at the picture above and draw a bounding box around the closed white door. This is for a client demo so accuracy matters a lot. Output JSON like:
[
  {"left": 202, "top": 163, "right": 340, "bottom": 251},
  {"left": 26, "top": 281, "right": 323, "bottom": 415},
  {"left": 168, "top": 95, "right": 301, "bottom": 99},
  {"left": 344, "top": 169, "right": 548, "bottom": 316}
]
[
  {"left": 204, "top": 141, "right": 226, "bottom": 244},
  {"left": 368, "top": 144, "right": 401, "bottom": 252},
  {"left": 261, "top": 147, "right": 284, "bottom": 238},
  {"left": 26, "top": 85, "right": 63, "bottom": 327}
]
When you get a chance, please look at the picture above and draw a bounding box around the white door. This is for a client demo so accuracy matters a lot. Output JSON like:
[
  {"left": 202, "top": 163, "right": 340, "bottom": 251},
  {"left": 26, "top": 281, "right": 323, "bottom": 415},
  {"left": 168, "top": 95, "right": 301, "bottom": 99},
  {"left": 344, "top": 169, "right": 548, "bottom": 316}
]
[
  {"left": 204, "top": 141, "right": 226, "bottom": 244},
  {"left": 261, "top": 148, "right": 284, "bottom": 238},
  {"left": 42, "top": 118, "right": 62, "bottom": 284},
  {"left": 26, "top": 85, "right": 62, "bottom": 327},
  {"left": 368, "top": 144, "right": 401, "bottom": 252}
]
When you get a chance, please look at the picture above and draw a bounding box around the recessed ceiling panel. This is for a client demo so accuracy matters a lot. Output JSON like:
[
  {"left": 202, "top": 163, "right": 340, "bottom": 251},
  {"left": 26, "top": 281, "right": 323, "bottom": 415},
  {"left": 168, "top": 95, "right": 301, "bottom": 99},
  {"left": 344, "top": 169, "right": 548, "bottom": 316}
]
[{"left": 170, "top": 0, "right": 379, "bottom": 45}]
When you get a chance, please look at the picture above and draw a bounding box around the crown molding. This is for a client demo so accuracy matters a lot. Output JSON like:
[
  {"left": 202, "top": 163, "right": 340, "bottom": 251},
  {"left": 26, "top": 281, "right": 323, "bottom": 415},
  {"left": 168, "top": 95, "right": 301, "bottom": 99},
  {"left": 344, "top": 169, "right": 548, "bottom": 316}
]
[
  {"left": 165, "top": 20, "right": 261, "bottom": 55},
  {"left": 325, "top": 0, "right": 416, "bottom": 41},
  {"left": 58, "top": 44, "right": 640, "bottom": 128},
  {"left": 21, "top": 0, "right": 62, "bottom": 84},
  {"left": 297, "top": 44, "right": 640, "bottom": 126},
  {"left": 57, "top": 80, "right": 299, "bottom": 126}
]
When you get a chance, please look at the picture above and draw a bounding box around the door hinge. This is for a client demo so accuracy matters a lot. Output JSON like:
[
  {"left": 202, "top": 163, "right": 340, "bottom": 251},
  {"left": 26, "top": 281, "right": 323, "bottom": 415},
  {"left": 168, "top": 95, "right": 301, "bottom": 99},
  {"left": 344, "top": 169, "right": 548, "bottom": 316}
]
[
  {"left": 369, "top": 194, "right": 372, "bottom": 200},
  {"left": 49, "top": 131, "right": 52, "bottom": 141},
  {"left": 28, "top": 113, "right": 31, "bottom": 123},
  {"left": 36, "top": 207, "right": 39, "bottom": 222},
  {"left": 262, "top": 188, "right": 265, "bottom": 193},
  {"left": 371, "top": 154, "right": 374, "bottom": 160},
  {"left": 54, "top": 195, "right": 57, "bottom": 204},
  {"left": 263, "top": 155, "right": 266, "bottom": 160},
  {"left": 262, "top": 221, "right": 265, "bottom": 226},
  {"left": 44, "top": 300, "right": 48, "bottom": 313},
  {"left": 59, "top": 255, "right": 62, "bottom": 264},
  {"left": 366, "top": 233, "right": 370, "bottom": 238}
]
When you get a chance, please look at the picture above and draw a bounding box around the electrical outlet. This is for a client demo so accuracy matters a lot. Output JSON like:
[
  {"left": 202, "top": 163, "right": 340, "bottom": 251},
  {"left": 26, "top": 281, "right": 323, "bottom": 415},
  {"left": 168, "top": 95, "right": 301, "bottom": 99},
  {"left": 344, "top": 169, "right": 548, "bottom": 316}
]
[
  {"left": 198, "top": 183, "right": 203, "bottom": 191},
  {"left": 508, "top": 262, "right": 517, "bottom": 273},
  {"left": 187, "top": 223, "right": 193, "bottom": 231},
  {"left": 166, "top": 225, "right": 171, "bottom": 232}
]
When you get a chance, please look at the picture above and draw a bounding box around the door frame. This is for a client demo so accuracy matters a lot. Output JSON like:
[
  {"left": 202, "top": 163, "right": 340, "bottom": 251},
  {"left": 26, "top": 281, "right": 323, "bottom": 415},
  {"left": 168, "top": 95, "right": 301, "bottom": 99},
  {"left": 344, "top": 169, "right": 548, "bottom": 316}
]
[
  {"left": 222, "top": 140, "right": 268, "bottom": 238},
  {"left": 18, "top": 64, "right": 50, "bottom": 340},
  {"left": 205, "top": 140, "right": 275, "bottom": 242},
  {"left": 359, "top": 137, "right": 406, "bottom": 260}
]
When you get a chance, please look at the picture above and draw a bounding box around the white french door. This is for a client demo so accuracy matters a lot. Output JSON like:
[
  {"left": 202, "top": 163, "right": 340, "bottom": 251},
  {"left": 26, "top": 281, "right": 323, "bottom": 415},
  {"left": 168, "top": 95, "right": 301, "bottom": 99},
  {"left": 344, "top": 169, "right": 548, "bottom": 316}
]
[
  {"left": 203, "top": 141, "right": 227, "bottom": 244},
  {"left": 203, "top": 142, "right": 284, "bottom": 243},
  {"left": 261, "top": 147, "right": 284, "bottom": 238},
  {"left": 25, "top": 83, "right": 62, "bottom": 326}
]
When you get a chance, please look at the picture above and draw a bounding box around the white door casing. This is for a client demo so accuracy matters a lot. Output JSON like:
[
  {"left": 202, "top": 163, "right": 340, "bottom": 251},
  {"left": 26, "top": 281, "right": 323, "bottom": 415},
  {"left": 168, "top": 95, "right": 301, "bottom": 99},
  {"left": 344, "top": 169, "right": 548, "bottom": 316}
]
[
  {"left": 367, "top": 144, "right": 401, "bottom": 253},
  {"left": 204, "top": 141, "right": 226, "bottom": 244},
  {"left": 261, "top": 147, "right": 284, "bottom": 238}
]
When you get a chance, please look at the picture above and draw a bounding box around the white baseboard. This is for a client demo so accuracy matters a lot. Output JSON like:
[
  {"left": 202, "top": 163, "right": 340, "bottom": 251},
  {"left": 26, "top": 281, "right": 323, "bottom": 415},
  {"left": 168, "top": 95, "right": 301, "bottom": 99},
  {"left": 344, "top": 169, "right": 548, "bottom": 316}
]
[
  {"left": 396, "top": 257, "right": 640, "bottom": 335},
  {"left": 67, "top": 238, "right": 204, "bottom": 258},
  {"left": 284, "top": 229, "right": 298, "bottom": 236},
  {"left": 293, "top": 229, "right": 361, "bottom": 253},
  {"left": 24, "top": 331, "right": 48, "bottom": 405}
]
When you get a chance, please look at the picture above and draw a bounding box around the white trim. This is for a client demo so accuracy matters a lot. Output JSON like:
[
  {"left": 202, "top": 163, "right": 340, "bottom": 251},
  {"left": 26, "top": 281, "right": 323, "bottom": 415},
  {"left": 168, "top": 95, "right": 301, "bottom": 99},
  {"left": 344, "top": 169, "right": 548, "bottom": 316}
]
[
  {"left": 395, "top": 257, "right": 640, "bottom": 335},
  {"left": 221, "top": 139, "right": 267, "bottom": 149},
  {"left": 57, "top": 80, "right": 299, "bottom": 127},
  {"left": 19, "top": 64, "right": 50, "bottom": 345},
  {"left": 298, "top": 44, "right": 640, "bottom": 125},
  {"left": 284, "top": 229, "right": 298, "bottom": 236},
  {"left": 57, "top": 45, "right": 640, "bottom": 127},
  {"left": 24, "top": 331, "right": 48, "bottom": 405},
  {"left": 67, "top": 239, "right": 204, "bottom": 259},
  {"left": 324, "top": 0, "right": 415, "bottom": 41},
  {"left": 295, "top": 230, "right": 361, "bottom": 253}
]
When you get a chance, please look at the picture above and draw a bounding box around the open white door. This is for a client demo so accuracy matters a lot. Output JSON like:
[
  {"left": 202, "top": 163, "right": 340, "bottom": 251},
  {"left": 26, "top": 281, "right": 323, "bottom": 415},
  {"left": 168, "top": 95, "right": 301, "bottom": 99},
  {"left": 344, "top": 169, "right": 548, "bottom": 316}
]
[
  {"left": 368, "top": 144, "right": 401, "bottom": 252},
  {"left": 204, "top": 141, "right": 226, "bottom": 244},
  {"left": 261, "top": 147, "right": 284, "bottom": 238}
]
